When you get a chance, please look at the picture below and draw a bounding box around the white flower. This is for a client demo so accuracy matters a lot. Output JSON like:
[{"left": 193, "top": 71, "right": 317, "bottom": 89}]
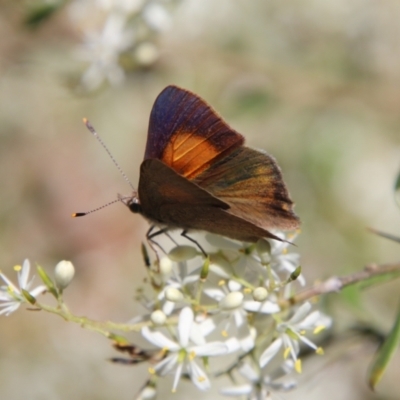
[
  {"left": 0, "top": 260, "right": 46, "bottom": 316},
  {"left": 141, "top": 307, "right": 228, "bottom": 392},
  {"left": 205, "top": 234, "right": 264, "bottom": 273},
  {"left": 205, "top": 234, "right": 302, "bottom": 293},
  {"left": 220, "top": 359, "right": 296, "bottom": 399},
  {"left": 259, "top": 302, "right": 331, "bottom": 371},
  {"left": 268, "top": 232, "right": 304, "bottom": 287},
  {"left": 203, "top": 281, "right": 254, "bottom": 352},
  {"left": 156, "top": 259, "right": 200, "bottom": 315}
]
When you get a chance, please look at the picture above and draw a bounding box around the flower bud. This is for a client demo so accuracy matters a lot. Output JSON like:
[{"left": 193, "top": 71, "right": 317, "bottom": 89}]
[
  {"left": 54, "top": 260, "right": 75, "bottom": 290},
  {"left": 135, "top": 42, "right": 159, "bottom": 66},
  {"left": 151, "top": 310, "right": 167, "bottom": 325},
  {"left": 253, "top": 287, "right": 268, "bottom": 302},
  {"left": 165, "top": 287, "right": 183, "bottom": 302},
  {"left": 137, "top": 385, "right": 157, "bottom": 400},
  {"left": 256, "top": 239, "right": 271, "bottom": 260},
  {"left": 159, "top": 257, "right": 173, "bottom": 275},
  {"left": 219, "top": 291, "right": 244, "bottom": 310},
  {"left": 168, "top": 245, "right": 198, "bottom": 261},
  {"left": 200, "top": 257, "right": 210, "bottom": 281}
]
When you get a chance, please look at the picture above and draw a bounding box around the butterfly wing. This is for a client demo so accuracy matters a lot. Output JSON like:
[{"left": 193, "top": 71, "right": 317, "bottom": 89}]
[
  {"left": 145, "top": 85, "right": 243, "bottom": 179},
  {"left": 138, "top": 158, "right": 229, "bottom": 220},
  {"left": 143, "top": 85, "right": 299, "bottom": 235},
  {"left": 193, "top": 147, "right": 300, "bottom": 231},
  {"left": 138, "top": 159, "right": 282, "bottom": 242}
]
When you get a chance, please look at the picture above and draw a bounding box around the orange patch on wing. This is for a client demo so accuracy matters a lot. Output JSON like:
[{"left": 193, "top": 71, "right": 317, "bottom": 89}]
[{"left": 162, "top": 131, "right": 220, "bottom": 179}]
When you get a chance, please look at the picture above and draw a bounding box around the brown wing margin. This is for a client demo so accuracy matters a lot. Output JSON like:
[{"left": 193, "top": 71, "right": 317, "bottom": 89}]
[
  {"left": 144, "top": 86, "right": 244, "bottom": 179},
  {"left": 194, "top": 147, "right": 300, "bottom": 231}
]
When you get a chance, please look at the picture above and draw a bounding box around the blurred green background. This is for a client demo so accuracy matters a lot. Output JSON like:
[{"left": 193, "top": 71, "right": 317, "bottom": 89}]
[{"left": 1, "top": 0, "right": 400, "bottom": 399}]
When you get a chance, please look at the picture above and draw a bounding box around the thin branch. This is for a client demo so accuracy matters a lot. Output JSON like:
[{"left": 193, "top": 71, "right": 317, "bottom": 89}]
[{"left": 280, "top": 262, "right": 400, "bottom": 308}]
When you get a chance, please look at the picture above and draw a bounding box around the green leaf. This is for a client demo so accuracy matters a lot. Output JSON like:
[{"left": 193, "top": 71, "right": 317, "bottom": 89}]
[
  {"left": 395, "top": 170, "right": 400, "bottom": 209},
  {"left": 24, "top": 1, "right": 65, "bottom": 29},
  {"left": 368, "top": 301, "right": 400, "bottom": 390},
  {"left": 341, "top": 284, "right": 362, "bottom": 305},
  {"left": 359, "top": 270, "right": 400, "bottom": 291},
  {"left": 37, "top": 266, "right": 58, "bottom": 298},
  {"left": 369, "top": 228, "right": 400, "bottom": 244}
]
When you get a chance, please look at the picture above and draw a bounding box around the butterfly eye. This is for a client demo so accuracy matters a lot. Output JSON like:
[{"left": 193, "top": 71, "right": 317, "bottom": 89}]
[{"left": 128, "top": 200, "right": 142, "bottom": 214}]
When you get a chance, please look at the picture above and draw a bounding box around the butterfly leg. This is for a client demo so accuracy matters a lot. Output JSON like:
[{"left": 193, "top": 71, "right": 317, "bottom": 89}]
[
  {"left": 181, "top": 230, "right": 208, "bottom": 257},
  {"left": 146, "top": 225, "right": 169, "bottom": 260}
]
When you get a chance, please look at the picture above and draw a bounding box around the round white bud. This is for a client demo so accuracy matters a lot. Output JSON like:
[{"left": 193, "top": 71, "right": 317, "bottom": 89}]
[
  {"left": 150, "top": 310, "right": 167, "bottom": 325},
  {"left": 135, "top": 42, "right": 159, "bottom": 66},
  {"left": 165, "top": 287, "right": 184, "bottom": 302},
  {"left": 219, "top": 291, "right": 244, "bottom": 310},
  {"left": 159, "top": 257, "right": 173, "bottom": 275},
  {"left": 54, "top": 260, "right": 75, "bottom": 290},
  {"left": 168, "top": 245, "right": 198, "bottom": 262},
  {"left": 253, "top": 287, "right": 268, "bottom": 302}
]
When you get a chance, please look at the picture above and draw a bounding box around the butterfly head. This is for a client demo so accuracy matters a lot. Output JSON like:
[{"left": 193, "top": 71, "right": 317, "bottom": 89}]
[{"left": 118, "top": 192, "right": 142, "bottom": 214}]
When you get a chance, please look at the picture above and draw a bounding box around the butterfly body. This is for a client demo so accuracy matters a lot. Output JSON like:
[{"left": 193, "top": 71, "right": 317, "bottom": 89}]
[{"left": 123, "top": 85, "right": 300, "bottom": 245}]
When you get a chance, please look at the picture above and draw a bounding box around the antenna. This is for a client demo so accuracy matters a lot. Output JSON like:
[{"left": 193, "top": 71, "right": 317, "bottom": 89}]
[
  {"left": 82, "top": 118, "right": 136, "bottom": 191},
  {"left": 72, "top": 199, "right": 122, "bottom": 217},
  {"left": 72, "top": 119, "right": 137, "bottom": 218}
]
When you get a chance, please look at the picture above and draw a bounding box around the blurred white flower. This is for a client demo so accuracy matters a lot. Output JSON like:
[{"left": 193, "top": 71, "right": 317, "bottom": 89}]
[
  {"left": 78, "top": 12, "right": 134, "bottom": 90},
  {"left": 142, "top": 2, "right": 172, "bottom": 31},
  {"left": 220, "top": 359, "right": 296, "bottom": 399},
  {"left": 0, "top": 260, "right": 46, "bottom": 316},
  {"left": 142, "top": 307, "right": 228, "bottom": 392},
  {"left": 69, "top": 0, "right": 179, "bottom": 90}
]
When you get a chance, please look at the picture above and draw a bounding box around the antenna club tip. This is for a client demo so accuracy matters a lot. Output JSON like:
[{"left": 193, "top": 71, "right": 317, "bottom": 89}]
[
  {"left": 82, "top": 117, "right": 88, "bottom": 124},
  {"left": 72, "top": 212, "right": 86, "bottom": 218}
]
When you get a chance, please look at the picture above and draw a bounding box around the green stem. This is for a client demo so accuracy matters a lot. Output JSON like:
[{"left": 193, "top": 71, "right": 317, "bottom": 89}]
[{"left": 36, "top": 302, "right": 153, "bottom": 337}]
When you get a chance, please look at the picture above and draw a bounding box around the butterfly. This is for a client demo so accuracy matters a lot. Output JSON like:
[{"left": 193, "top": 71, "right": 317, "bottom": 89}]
[{"left": 120, "top": 85, "right": 300, "bottom": 255}]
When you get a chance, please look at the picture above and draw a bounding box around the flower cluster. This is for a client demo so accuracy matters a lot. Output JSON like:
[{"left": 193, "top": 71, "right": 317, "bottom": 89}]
[
  {"left": 134, "top": 232, "right": 332, "bottom": 398},
  {"left": 68, "top": 0, "right": 180, "bottom": 91},
  {"left": 0, "top": 233, "right": 331, "bottom": 399}
]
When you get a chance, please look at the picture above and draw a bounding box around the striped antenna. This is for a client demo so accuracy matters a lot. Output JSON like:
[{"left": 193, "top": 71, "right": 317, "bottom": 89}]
[
  {"left": 72, "top": 118, "right": 137, "bottom": 218},
  {"left": 82, "top": 118, "right": 136, "bottom": 191},
  {"left": 72, "top": 199, "right": 122, "bottom": 217}
]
